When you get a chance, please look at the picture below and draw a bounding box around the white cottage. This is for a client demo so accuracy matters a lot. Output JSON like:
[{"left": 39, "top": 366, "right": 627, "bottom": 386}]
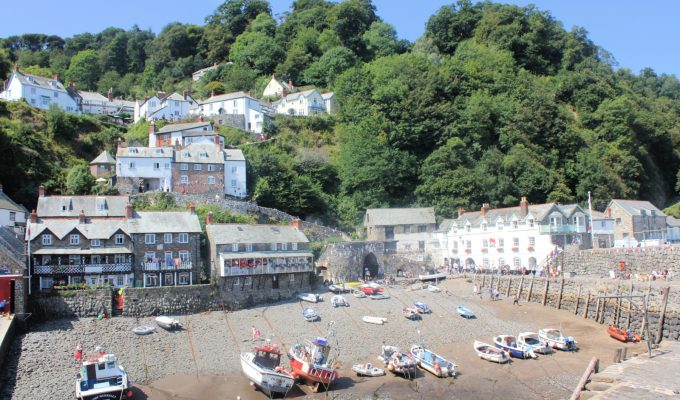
[
  {"left": 134, "top": 90, "right": 196, "bottom": 123},
  {"left": 0, "top": 184, "right": 27, "bottom": 235},
  {"left": 0, "top": 67, "right": 79, "bottom": 113},
  {"left": 274, "top": 89, "right": 326, "bottom": 116},
  {"left": 224, "top": 149, "right": 247, "bottom": 198},
  {"left": 148, "top": 120, "right": 222, "bottom": 148},
  {"left": 116, "top": 147, "right": 174, "bottom": 192},
  {"left": 262, "top": 75, "right": 294, "bottom": 98},
  {"left": 321, "top": 92, "right": 338, "bottom": 114},
  {"left": 194, "top": 91, "right": 264, "bottom": 133}
]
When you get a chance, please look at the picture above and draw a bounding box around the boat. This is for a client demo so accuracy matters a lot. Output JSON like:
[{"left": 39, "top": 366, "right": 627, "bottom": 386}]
[
  {"left": 75, "top": 349, "right": 133, "bottom": 400},
  {"left": 493, "top": 335, "right": 537, "bottom": 359},
  {"left": 427, "top": 284, "right": 441, "bottom": 293},
  {"left": 351, "top": 362, "right": 386, "bottom": 377},
  {"left": 473, "top": 340, "right": 509, "bottom": 363},
  {"left": 418, "top": 272, "right": 447, "bottom": 281},
  {"left": 368, "top": 293, "right": 390, "bottom": 300},
  {"left": 362, "top": 316, "right": 387, "bottom": 325},
  {"left": 303, "top": 308, "right": 319, "bottom": 322},
  {"left": 360, "top": 283, "right": 384, "bottom": 295},
  {"left": 538, "top": 328, "right": 577, "bottom": 351},
  {"left": 155, "top": 316, "right": 182, "bottom": 331},
  {"left": 288, "top": 336, "right": 338, "bottom": 393},
  {"left": 331, "top": 295, "right": 348, "bottom": 307},
  {"left": 403, "top": 307, "right": 420, "bottom": 320},
  {"left": 240, "top": 341, "right": 295, "bottom": 397},
  {"left": 607, "top": 326, "right": 641, "bottom": 343},
  {"left": 456, "top": 305, "right": 475, "bottom": 319},
  {"left": 517, "top": 332, "right": 552, "bottom": 354},
  {"left": 132, "top": 325, "right": 155, "bottom": 335},
  {"left": 353, "top": 290, "right": 366, "bottom": 298},
  {"left": 410, "top": 345, "right": 456, "bottom": 377},
  {"left": 413, "top": 302, "right": 431, "bottom": 314},
  {"left": 328, "top": 284, "right": 352, "bottom": 294},
  {"left": 378, "top": 345, "right": 417, "bottom": 376},
  {"left": 298, "top": 293, "right": 321, "bottom": 303}
]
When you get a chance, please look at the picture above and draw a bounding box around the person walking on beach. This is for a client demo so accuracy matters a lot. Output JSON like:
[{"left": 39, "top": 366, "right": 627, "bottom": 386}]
[
  {"left": 492, "top": 288, "right": 499, "bottom": 301},
  {"left": 251, "top": 326, "right": 261, "bottom": 341},
  {"left": 513, "top": 294, "right": 520, "bottom": 306}
]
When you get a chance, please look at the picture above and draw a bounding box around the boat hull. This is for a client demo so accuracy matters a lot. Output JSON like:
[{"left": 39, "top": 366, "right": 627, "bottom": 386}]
[
  {"left": 78, "top": 389, "right": 127, "bottom": 400},
  {"left": 493, "top": 337, "right": 535, "bottom": 359},
  {"left": 607, "top": 326, "right": 640, "bottom": 343},
  {"left": 474, "top": 341, "right": 509, "bottom": 363},
  {"left": 240, "top": 354, "right": 294, "bottom": 396},
  {"left": 539, "top": 330, "right": 577, "bottom": 351},
  {"left": 418, "top": 273, "right": 446, "bottom": 281},
  {"left": 456, "top": 306, "right": 474, "bottom": 318},
  {"left": 410, "top": 346, "right": 455, "bottom": 377},
  {"left": 289, "top": 357, "right": 337, "bottom": 386}
]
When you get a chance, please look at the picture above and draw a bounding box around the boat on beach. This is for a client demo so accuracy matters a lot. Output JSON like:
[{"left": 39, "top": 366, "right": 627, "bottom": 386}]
[
  {"left": 493, "top": 335, "right": 537, "bottom": 359},
  {"left": 328, "top": 284, "right": 352, "bottom": 294},
  {"left": 303, "top": 308, "right": 319, "bottom": 322},
  {"left": 298, "top": 293, "right": 321, "bottom": 303},
  {"left": 368, "top": 293, "right": 390, "bottom": 300},
  {"left": 353, "top": 290, "right": 366, "bottom": 298},
  {"left": 360, "top": 283, "right": 384, "bottom": 295},
  {"left": 607, "top": 326, "right": 641, "bottom": 343},
  {"left": 517, "top": 332, "right": 552, "bottom": 354},
  {"left": 413, "top": 302, "right": 431, "bottom": 314},
  {"left": 351, "top": 362, "right": 385, "bottom": 377},
  {"left": 456, "top": 305, "right": 475, "bottom": 319},
  {"left": 418, "top": 272, "right": 447, "bottom": 281},
  {"left": 155, "top": 316, "right": 182, "bottom": 331},
  {"left": 427, "top": 284, "right": 441, "bottom": 293},
  {"left": 331, "top": 295, "right": 348, "bottom": 307},
  {"left": 75, "top": 349, "right": 133, "bottom": 400},
  {"left": 410, "top": 345, "right": 456, "bottom": 377},
  {"left": 538, "top": 328, "right": 577, "bottom": 351},
  {"left": 132, "top": 325, "right": 155, "bottom": 335},
  {"left": 362, "top": 316, "right": 387, "bottom": 325},
  {"left": 240, "top": 342, "right": 295, "bottom": 397},
  {"left": 473, "top": 340, "right": 509, "bottom": 363},
  {"left": 403, "top": 307, "right": 420, "bottom": 320},
  {"left": 288, "top": 336, "right": 338, "bottom": 393},
  {"left": 379, "top": 345, "right": 417, "bottom": 376}
]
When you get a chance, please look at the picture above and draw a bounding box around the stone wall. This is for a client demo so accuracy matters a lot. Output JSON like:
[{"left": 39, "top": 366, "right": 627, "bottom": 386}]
[
  {"left": 30, "top": 289, "right": 112, "bottom": 320},
  {"left": 316, "top": 241, "right": 387, "bottom": 282},
  {"left": 476, "top": 274, "right": 680, "bottom": 342},
  {"left": 564, "top": 245, "right": 680, "bottom": 277}
]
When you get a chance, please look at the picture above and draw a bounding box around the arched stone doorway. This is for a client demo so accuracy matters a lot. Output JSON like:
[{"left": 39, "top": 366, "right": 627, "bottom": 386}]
[{"left": 363, "top": 253, "right": 379, "bottom": 280}]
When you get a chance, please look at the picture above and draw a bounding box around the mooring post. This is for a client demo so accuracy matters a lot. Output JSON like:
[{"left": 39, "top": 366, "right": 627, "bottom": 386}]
[
  {"left": 517, "top": 275, "right": 524, "bottom": 299},
  {"left": 482, "top": 274, "right": 486, "bottom": 289},
  {"left": 542, "top": 278, "right": 549, "bottom": 306},
  {"left": 574, "top": 285, "right": 581, "bottom": 315},
  {"left": 557, "top": 278, "right": 565, "bottom": 310},
  {"left": 655, "top": 286, "right": 670, "bottom": 344},
  {"left": 505, "top": 276, "right": 512, "bottom": 297},
  {"left": 527, "top": 274, "right": 534, "bottom": 302},
  {"left": 569, "top": 357, "right": 600, "bottom": 400},
  {"left": 626, "top": 282, "right": 634, "bottom": 329},
  {"left": 584, "top": 291, "right": 591, "bottom": 319},
  {"left": 640, "top": 283, "right": 651, "bottom": 339},
  {"left": 595, "top": 298, "right": 601, "bottom": 324},
  {"left": 613, "top": 348, "right": 622, "bottom": 363}
]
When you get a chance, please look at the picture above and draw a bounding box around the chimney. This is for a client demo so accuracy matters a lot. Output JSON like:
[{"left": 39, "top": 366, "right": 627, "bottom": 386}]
[
  {"left": 199, "top": 115, "right": 204, "bottom": 122},
  {"left": 125, "top": 203, "right": 133, "bottom": 219},
  {"left": 519, "top": 196, "right": 529, "bottom": 218},
  {"left": 13, "top": 64, "right": 19, "bottom": 73},
  {"left": 481, "top": 203, "right": 490, "bottom": 217},
  {"left": 606, "top": 207, "right": 612, "bottom": 218},
  {"left": 183, "top": 89, "right": 190, "bottom": 100},
  {"left": 144, "top": 96, "right": 149, "bottom": 103},
  {"left": 288, "top": 79, "right": 293, "bottom": 89},
  {"left": 189, "top": 202, "right": 195, "bottom": 214},
  {"left": 292, "top": 219, "right": 302, "bottom": 230},
  {"left": 214, "top": 135, "right": 220, "bottom": 145},
  {"left": 69, "top": 80, "right": 75, "bottom": 90},
  {"left": 211, "top": 90, "right": 215, "bottom": 98},
  {"left": 149, "top": 121, "right": 156, "bottom": 135},
  {"left": 52, "top": 73, "right": 59, "bottom": 81},
  {"left": 108, "top": 88, "right": 113, "bottom": 102},
  {"left": 78, "top": 210, "right": 86, "bottom": 224},
  {"left": 457, "top": 207, "right": 465, "bottom": 218},
  {"left": 38, "top": 184, "right": 45, "bottom": 197},
  {"left": 206, "top": 211, "right": 214, "bottom": 225},
  {"left": 30, "top": 210, "right": 37, "bottom": 223}
]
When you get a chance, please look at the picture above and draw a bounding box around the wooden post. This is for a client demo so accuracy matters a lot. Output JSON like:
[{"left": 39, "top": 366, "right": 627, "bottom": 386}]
[
  {"left": 574, "top": 285, "right": 581, "bottom": 315},
  {"left": 517, "top": 275, "right": 524, "bottom": 298},
  {"left": 655, "top": 286, "right": 670, "bottom": 344},
  {"left": 527, "top": 275, "right": 534, "bottom": 303},
  {"left": 482, "top": 274, "right": 486, "bottom": 288},
  {"left": 626, "top": 282, "right": 634, "bottom": 329},
  {"left": 613, "top": 348, "right": 622, "bottom": 363},
  {"left": 495, "top": 276, "right": 501, "bottom": 291},
  {"left": 621, "top": 346, "right": 627, "bottom": 361},
  {"left": 542, "top": 278, "right": 549, "bottom": 306},
  {"left": 595, "top": 298, "right": 602, "bottom": 324},
  {"left": 557, "top": 278, "right": 565, "bottom": 310},
  {"left": 640, "top": 283, "right": 651, "bottom": 338},
  {"left": 569, "top": 357, "right": 600, "bottom": 400},
  {"left": 584, "top": 291, "right": 591, "bottom": 319},
  {"left": 506, "top": 277, "right": 512, "bottom": 297}
]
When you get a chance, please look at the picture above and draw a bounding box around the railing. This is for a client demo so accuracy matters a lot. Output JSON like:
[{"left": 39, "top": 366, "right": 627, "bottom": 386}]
[
  {"left": 539, "top": 224, "right": 578, "bottom": 234},
  {"left": 143, "top": 262, "right": 193, "bottom": 272},
  {"left": 34, "top": 263, "right": 132, "bottom": 275},
  {"left": 222, "top": 264, "right": 312, "bottom": 276}
]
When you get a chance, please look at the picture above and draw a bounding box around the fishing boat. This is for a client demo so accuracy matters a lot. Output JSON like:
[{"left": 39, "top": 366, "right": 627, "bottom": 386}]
[
  {"left": 493, "top": 335, "right": 537, "bottom": 359},
  {"left": 607, "top": 326, "right": 641, "bottom": 343},
  {"left": 240, "top": 341, "right": 295, "bottom": 396},
  {"left": 298, "top": 293, "right": 321, "bottom": 303},
  {"left": 155, "top": 316, "right": 182, "bottom": 331},
  {"left": 353, "top": 290, "right": 366, "bottom": 298},
  {"left": 410, "top": 345, "right": 456, "bottom": 377},
  {"left": 403, "top": 307, "right": 420, "bottom": 320},
  {"left": 418, "top": 272, "right": 447, "bottom": 281},
  {"left": 517, "top": 332, "right": 552, "bottom": 354},
  {"left": 303, "top": 308, "right": 319, "bottom": 322},
  {"left": 378, "top": 345, "right": 417, "bottom": 376},
  {"left": 328, "top": 284, "right": 352, "bottom": 294},
  {"left": 368, "top": 293, "right": 390, "bottom": 300},
  {"left": 75, "top": 349, "right": 134, "bottom": 400},
  {"left": 331, "top": 295, "right": 348, "bottom": 307},
  {"left": 360, "top": 283, "right": 384, "bottom": 295},
  {"left": 362, "top": 316, "right": 387, "bottom": 325},
  {"left": 413, "top": 302, "right": 431, "bottom": 314},
  {"left": 132, "top": 325, "right": 155, "bottom": 335},
  {"left": 427, "top": 284, "right": 441, "bottom": 293},
  {"left": 288, "top": 336, "right": 338, "bottom": 393},
  {"left": 351, "top": 362, "right": 385, "bottom": 377},
  {"left": 456, "top": 305, "right": 475, "bottom": 319},
  {"left": 473, "top": 340, "right": 509, "bottom": 363},
  {"left": 538, "top": 328, "right": 577, "bottom": 351}
]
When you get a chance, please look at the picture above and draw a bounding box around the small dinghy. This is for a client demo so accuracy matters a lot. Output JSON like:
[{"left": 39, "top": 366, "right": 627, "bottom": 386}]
[
  {"left": 538, "top": 328, "right": 577, "bottom": 351},
  {"left": 493, "top": 335, "right": 537, "bottom": 359},
  {"left": 133, "top": 325, "right": 155, "bottom": 335},
  {"left": 328, "top": 283, "right": 352, "bottom": 293},
  {"left": 414, "top": 302, "right": 431, "bottom": 314},
  {"left": 362, "top": 316, "right": 387, "bottom": 325},
  {"left": 353, "top": 290, "right": 366, "bottom": 298},
  {"left": 379, "top": 345, "right": 417, "bottom": 376},
  {"left": 303, "top": 308, "right": 319, "bottom": 322},
  {"left": 155, "top": 316, "right": 182, "bottom": 330},
  {"left": 331, "top": 295, "right": 349, "bottom": 307},
  {"left": 456, "top": 305, "right": 475, "bottom": 319},
  {"left": 298, "top": 293, "right": 321, "bottom": 303},
  {"left": 518, "top": 332, "right": 552, "bottom": 354},
  {"left": 418, "top": 272, "right": 447, "bottom": 281},
  {"left": 368, "top": 293, "right": 390, "bottom": 300},
  {"left": 352, "top": 362, "right": 386, "bottom": 377},
  {"left": 427, "top": 284, "right": 441, "bottom": 293},
  {"left": 607, "top": 326, "right": 641, "bottom": 343},
  {"left": 473, "top": 340, "right": 509, "bottom": 363},
  {"left": 410, "top": 345, "right": 456, "bottom": 377},
  {"left": 403, "top": 307, "right": 420, "bottom": 320}
]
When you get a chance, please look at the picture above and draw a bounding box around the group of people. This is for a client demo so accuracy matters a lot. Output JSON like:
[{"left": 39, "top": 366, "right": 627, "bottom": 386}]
[{"left": 472, "top": 284, "right": 521, "bottom": 305}]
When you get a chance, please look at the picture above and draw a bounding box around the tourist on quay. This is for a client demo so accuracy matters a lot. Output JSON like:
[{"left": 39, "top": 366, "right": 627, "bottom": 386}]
[
  {"left": 513, "top": 294, "right": 520, "bottom": 305},
  {"left": 74, "top": 344, "right": 83, "bottom": 361},
  {"left": 251, "top": 326, "right": 261, "bottom": 341}
]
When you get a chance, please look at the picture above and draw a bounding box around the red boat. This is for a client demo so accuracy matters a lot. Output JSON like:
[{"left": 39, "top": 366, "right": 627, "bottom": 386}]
[
  {"left": 361, "top": 283, "right": 384, "bottom": 295},
  {"left": 288, "top": 337, "right": 338, "bottom": 392},
  {"left": 608, "top": 326, "right": 641, "bottom": 343}
]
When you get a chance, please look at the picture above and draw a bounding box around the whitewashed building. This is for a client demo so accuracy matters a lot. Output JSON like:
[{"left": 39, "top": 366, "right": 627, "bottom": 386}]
[
  {"left": 77, "top": 89, "right": 134, "bottom": 116},
  {"left": 225, "top": 149, "right": 247, "bottom": 198},
  {"left": 274, "top": 89, "right": 326, "bottom": 116},
  {"left": 116, "top": 146, "right": 174, "bottom": 192},
  {"left": 322, "top": 92, "right": 338, "bottom": 114},
  {"left": 134, "top": 90, "right": 196, "bottom": 123},
  {"left": 148, "top": 120, "right": 222, "bottom": 148},
  {"left": 0, "top": 184, "right": 27, "bottom": 235},
  {"left": 262, "top": 75, "right": 294, "bottom": 98},
  {"left": 364, "top": 208, "right": 437, "bottom": 260},
  {"left": 668, "top": 217, "right": 680, "bottom": 244},
  {"left": 0, "top": 68, "right": 80, "bottom": 113},
  {"left": 194, "top": 91, "right": 264, "bottom": 133}
]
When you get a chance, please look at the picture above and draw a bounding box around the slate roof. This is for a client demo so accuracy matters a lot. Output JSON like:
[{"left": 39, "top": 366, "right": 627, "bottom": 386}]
[
  {"left": 175, "top": 143, "right": 224, "bottom": 164},
  {"left": 27, "top": 218, "right": 128, "bottom": 241},
  {"left": 608, "top": 199, "right": 666, "bottom": 217},
  {"left": 157, "top": 121, "right": 211, "bottom": 134},
  {"left": 364, "top": 208, "right": 436, "bottom": 227},
  {"left": 182, "top": 129, "right": 220, "bottom": 138},
  {"left": 116, "top": 146, "right": 174, "bottom": 158},
  {"left": 90, "top": 150, "right": 116, "bottom": 165},
  {"left": 225, "top": 149, "right": 245, "bottom": 161},
  {"left": 11, "top": 71, "right": 67, "bottom": 93},
  {"left": 199, "top": 91, "right": 255, "bottom": 105},
  {"left": 0, "top": 190, "right": 27, "bottom": 213},
  {"left": 78, "top": 90, "right": 108, "bottom": 102},
  {"left": 436, "top": 219, "right": 454, "bottom": 233},
  {"left": 321, "top": 92, "right": 335, "bottom": 100},
  {"left": 207, "top": 224, "right": 309, "bottom": 244},
  {"left": 36, "top": 195, "right": 130, "bottom": 218},
  {"left": 453, "top": 203, "right": 580, "bottom": 228},
  {"left": 278, "top": 89, "right": 319, "bottom": 103},
  {"left": 588, "top": 210, "right": 610, "bottom": 220},
  {"left": 667, "top": 216, "right": 680, "bottom": 228},
  {"left": 127, "top": 211, "right": 201, "bottom": 233},
  {"left": 0, "top": 226, "right": 25, "bottom": 270}
]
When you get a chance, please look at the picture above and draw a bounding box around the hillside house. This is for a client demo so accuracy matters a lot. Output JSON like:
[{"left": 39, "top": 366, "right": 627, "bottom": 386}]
[
  {"left": 149, "top": 120, "right": 222, "bottom": 148},
  {"left": 0, "top": 67, "right": 80, "bottom": 113},
  {"left": 90, "top": 151, "right": 116, "bottom": 179},
  {"left": 262, "top": 75, "right": 294, "bottom": 98},
  {"left": 0, "top": 226, "right": 26, "bottom": 274},
  {"left": 274, "top": 89, "right": 326, "bottom": 116},
  {"left": 116, "top": 146, "right": 174, "bottom": 193},
  {"left": 322, "top": 92, "right": 338, "bottom": 114},
  {"left": 224, "top": 149, "right": 247, "bottom": 198},
  {"left": 0, "top": 185, "right": 27, "bottom": 235},
  {"left": 605, "top": 199, "right": 668, "bottom": 247},
  {"left": 134, "top": 90, "right": 196, "bottom": 123},
  {"left": 364, "top": 208, "right": 436, "bottom": 259},
  {"left": 193, "top": 91, "right": 265, "bottom": 133},
  {"left": 77, "top": 88, "right": 134, "bottom": 117},
  {"left": 172, "top": 143, "right": 226, "bottom": 196}
]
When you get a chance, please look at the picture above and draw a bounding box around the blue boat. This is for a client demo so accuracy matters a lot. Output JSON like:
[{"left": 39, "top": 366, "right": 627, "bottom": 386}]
[
  {"left": 456, "top": 305, "right": 475, "bottom": 319},
  {"left": 410, "top": 345, "right": 456, "bottom": 377},
  {"left": 493, "top": 335, "right": 537, "bottom": 359},
  {"left": 303, "top": 308, "right": 319, "bottom": 322}
]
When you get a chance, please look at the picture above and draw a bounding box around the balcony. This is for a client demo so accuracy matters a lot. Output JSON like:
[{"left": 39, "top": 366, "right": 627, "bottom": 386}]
[
  {"left": 539, "top": 224, "right": 577, "bottom": 234},
  {"left": 222, "top": 264, "right": 312, "bottom": 277},
  {"left": 143, "top": 262, "right": 193, "bottom": 272},
  {"left": 34, "top": 263, "right": 132, "bottom": 275}
]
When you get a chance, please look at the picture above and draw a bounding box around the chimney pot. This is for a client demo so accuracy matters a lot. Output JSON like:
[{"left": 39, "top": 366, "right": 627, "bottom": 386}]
[
  {"left": 30, "top": 209, "right": 37, "bottom": 223},
  {"left": 519, "top": 196, "right": 529, "bottom": 218},
  {"left": 108, "top": 88, "right": 113, "bottom": 102},
  {"left": 13, "top": 64, "right": 19, "bottom": 73},
  {"left": 292, "top": 219, "right": 302, "bottom": 230},
  {"left": 481, "top": 203, "right": 490, "bottom": 217},
  {"left": 149, "top": 121, "right": 156, "bottom": 135},
  {"left": 79, "top": 210, "right": 86, "bottom": 224},
  {"left": 457, "top": 207, "right": 465, "bottom": 218},
  {"left": 38, "top": 184, "right": 45, "bottom": 197},
  {"left": 53, "top": 73, "right": 59, "bottom": 81},
  {"left": 125, "top": 203, "right": 133, "bottom": 219},
  {"left": 206, "top": 211, "right": 214, "bottom": 225},
  {"left": 189, "top": 202, "right": 195, "bottom": 214}
]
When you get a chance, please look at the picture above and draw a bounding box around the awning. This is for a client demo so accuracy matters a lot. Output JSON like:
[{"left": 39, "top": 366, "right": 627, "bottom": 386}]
[
  {"left": 32, "top": 247, "right": 132, "bottom": 255},
  {"left": 219, "top": 251, "right": 313, "bottom": 259}
]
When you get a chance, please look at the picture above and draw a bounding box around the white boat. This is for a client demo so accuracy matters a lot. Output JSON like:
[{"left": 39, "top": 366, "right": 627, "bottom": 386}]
[
  {"left": 410, "top": 344, "right": 456, "bottom": 377},
  {"left": 368, "top": 293, "right": 390, "bottom": 300},
  {"left": 353, "top": 290, "right": 366, "bottom": 298},
  {"left": 132, "top": 325, "right": 155, "bottom": 335},
  {"left": 493, "top": 335, "right": 537, "bottom": 359},
  {"left": 76, "top": 350, "right": 133, "bottom": 400},
  {"left": 298, "top": 293, "right": 321, "bottom": 303},
  {"left": 403, "top": 307, "right": 420, "bottom": 320},
  {"left": 155, "top": 316, "right": 182, "bottom": 330},
  {"left": 418, "top": 272, "right": 447, "bottom": 281},
  {"left": 517, "top": 332, "right": 552, "bottom": 354},
  {"left": 378, "top": 345, "right": 417, "bottom": 376},
  {"left": 331, "top": 295, "right": 349, "bottom": 307},
  {"left": 328, "top": 283, "right": 352, "bottom": 293},
  {"left": 538, "top": 328, "right": 577, "bottom": 351},
  {"left": 352, "top": 362, "right": 386, "bottom": 377},
  {"left": 288, "top": 336, "right": 339, "bottom": 393},
  {"left": 427, "top": 284, "right": 441, "bottom": 293},
  {"left": 362, "top": 316, "right": 387, "bottom": 325},
  {"left": 414, "top": 302, "right": 431, "bottom": 314},
  {"left": 303, "top": 308, "right": 319, "bottom": 322},
  {"left": 240, "top": 342, "right": 295, "bottom": 397},
  {"left": 473, "top": 340, "right": 509, "bottom": 363}
]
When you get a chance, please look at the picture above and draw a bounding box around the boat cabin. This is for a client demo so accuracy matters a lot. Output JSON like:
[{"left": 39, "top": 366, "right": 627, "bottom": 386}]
[
  {"left": 79, "top": 354, "right": 125, "bottom": 392},
  {"left": 253, "top": 344, "right": 283, "bottom": 370},
  {"left": 310, "top": 338, "right": 331, "bottom": 366}
]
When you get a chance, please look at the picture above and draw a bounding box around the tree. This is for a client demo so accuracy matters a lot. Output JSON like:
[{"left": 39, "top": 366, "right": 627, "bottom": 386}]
[
  {"left": 303, "top": 46, "right": 357, "bottom": 87},
  {"left": 248, "top": 13, "right": 277, "bottom": 36},
  {"left": 425, "top": 0, "right": 483, "bottom": 54},
  {"left": 0, "top": 48, "right": 10, "bottom": 80},
  {"left": 327, "top": 0, "right": 378, "bottom": 58},
  {"left": 229, "top": 32, "right": 285, "bottom": 75},
  {"left": 65, "top": 164, "right": 95, "bottom": 195},
  {"left": 99, "top": 31, "right": 129, "bottom": 74},
  {"left": 362, "top": 22, "right": 406, "bottom": 58},
  {"left": 65, "top": 50, "right": 100, "bottom": 90}
]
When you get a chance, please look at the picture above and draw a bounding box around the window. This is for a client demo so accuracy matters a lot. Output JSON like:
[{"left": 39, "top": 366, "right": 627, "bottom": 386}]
[
  {"left": 207, "top": 176, "right": 215, "bottom": 185},
  {"left": 41, "top": 96, "right": 49, "bottom": 105},
  {"left": 233, "top": 276, "right": 240, "bottom": 285},
  {"left": 70, "top": 234, "right": 80, "bottom": 245},
  {"left": 481, "top": 223, "right": 487, "bottom": 231},
  {"left": 244, "top": 276, "right": 252, "bottom": 286},
  {"left": 616, "top": 218, "right": 622, "bottom": 225},
  {"left": 483, "top": 258, "right": 490, "bottom": 268},
  {"left": 194, "top": 164, "right": 202, "bottom": 171},
  {"left": 529, "top": 237, "right": 535, "bottom": 246},
  {"left": 164, "top": 233, "right": 173, "bottom": 244},
  {"left": 164, "top": 274, "right": 174, "bottom": 286},
  {"left": 153, "top": 162, "right": 160, "bottom": 170},
  {"left": 292, "top": 242, "right": 298, "bottom": 250},
  {"left": 512, "top": 220, "right": 518, "bottom": 229},
  {"left": 145, "top": 252, "right": 156, "bottom": 262},
  {"left": 31, "top": 87, "right": 36, "bottom": 94},
  {"left": 498, "top": 258, "right": 505, "bottom": 268},
  {"left": 54, "top": 92, "right": 59, "bottom": 98},
  {"left": 289, "top": 274, "right": 295, "bottom": 283},
  {"left": 180, "top": 163, "right": 188, "bottom": 171},
  {"left": 513, "top": 237, "right": 519, "bottom": 247},
  {"left": 497, "top": 221, "right": 504, "bottom": 230},
  {"left": 145, "top": 234, "right": 156, "bottom": 244},
  {"left": 403, "top": 224, "right": 411, "bottom": 233},
  {"left": 9, "top": 212, "right": 15, "bottom": 221},
  {"left": 40, "top": 277, "right": 54, "bottom": 289},
  {"left": 165, "top": 163, "right": 170, "bottom": 169},
  {"left": 208, "top": 164, "right": 216, "bottom": 172},
  {"left": 482, "top": 239, "right": 489, "bottom": 248},
  {"left": 281, "top": 243, "right": 288, "bottom": 251},
  {"left": 499, "top": 238, "right": 505, "bottom": 248},
  {"left": 178, "top": 233, "right": 189, "bottom": 243},
  {"left": 465, "top": 240, "right": 471, "bottom": 249},
  {"left": 128, "top": 162, "right": 135, "bottom": 169},
  {"left": 181, "top": 176, "right": 188, "bottom": 184},
  {"left": 145, "top": 274, "right": 158, "bottom": 287},
  {"left": 116, "top": 276, "right": 124, "bottom": 286},
  {"left": 42, "top": 234, "right": 53, "bottom": 245},
  {"left": 232, "top": 243, "right": 239, "bottom": 252},
  {"left": 271, "top": 243, "right": 277, "bottom": 251},
  {"left": 179, "top": 251, "right": 189, "bottom": 261},
  {"left": 91, "top": 239, "right": 101, "bottom": 247},
  {"left": 418, "top": 225, "right": 427, "bottom": 233},
  {"left": 465, "top": 225, "right": 471, "bottom": 232},
  {"left": 115, "top": 234, "right": 124, "bottom": 244},
  {"left": 528, "top": 219, "right": 535, "bottom": 228},
  {"left": 231, "top": 166, "right": 237, "bottom": 174},
  {"left": 179, "top": 273, "right": 190, "bottom": 285},
  {"left": 245, "top": 244, "right": 252, "bottom": 252},
  {"left": 514, "top": 257, "right": 521, "bottom": 268},
  {"left": 114, "top": 254, "right": 126, "bottom": 264},
  {"left": 199, "top": 151, "right": 208, "bottom": 158},
  {"left": 231, "top": 179, "right": 237, "bottom": 188}
]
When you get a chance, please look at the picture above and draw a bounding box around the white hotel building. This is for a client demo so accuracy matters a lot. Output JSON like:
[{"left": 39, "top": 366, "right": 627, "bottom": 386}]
[{"left": 435, "top": 198, "right": 590, "bottom": 272}]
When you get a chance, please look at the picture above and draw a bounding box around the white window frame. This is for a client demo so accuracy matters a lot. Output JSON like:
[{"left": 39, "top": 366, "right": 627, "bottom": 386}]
[
  {"left": 513, "top": 237, "right": 519, "bottom": 247},
  {"left": 180, "top": 163, "right": 188, "bottom": 171},
  {"left": 178, "top": 233, "right": 189, "bottom": 243},
  {"left": 292, "top": 242, "right": 298, "bottom": 250},
  {"left": 271, "top": 243, "right": 277, "bottom": 251},
  {"left": 207, "top": 176, "right": 215, "bottom": 185},
  {"left": 281, "top": 243, "right": 288, "bottom": 251},
  {"left": 115, "top": 234, "right": 124, "bottom": 244},
  {"left": 180, "top": 175, "right": 188, "bottom": 184},
  {"left": 42, "top": 234, "right": 53, "bottom": 245},
  {"left": 179, "top": 251, "right": 190, "bottom": 262},
  {"left": 208, "top": 164, "right": 216, "bottom": 172},
  {"left": 193, "top": 164, "right": 202, "bottom": 171},
  {"left": 529, "top": 236, "right": 535, "bottom": 246},
  {"left": 245, "top": 244, "right": 253, "bottom": 252},
  {"left": 164, "top": 233, "right": 173, "bottom": 244},
  {"left": 70, "top": 234, "right": 80, "bottom": 245},
  {"left": 145, "top": 234, "right": 156, "bottom": 244},
  {"left": 179, "top": 272, "right": 190, "bottom": 285},
  {"left": 232, "top": 243, "right": 239, "bottom": 252},
  {"left": 91, "top": 239, "right": 101, "bottom": 247}
]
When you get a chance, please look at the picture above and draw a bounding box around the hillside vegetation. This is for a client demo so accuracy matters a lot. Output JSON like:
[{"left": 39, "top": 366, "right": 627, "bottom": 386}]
[{"left": 1, "top": 0, "right": 680, "bottom": 228}]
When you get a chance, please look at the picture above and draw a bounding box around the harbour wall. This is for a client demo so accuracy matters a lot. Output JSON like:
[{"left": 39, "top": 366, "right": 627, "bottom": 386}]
[{"left": 564, "top": 245, "right": 680, "bottom": 277}]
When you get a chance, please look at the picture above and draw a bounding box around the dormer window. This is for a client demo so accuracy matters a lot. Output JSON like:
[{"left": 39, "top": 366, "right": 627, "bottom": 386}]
[
  {"left": 465, "top": 223, "right": 471, "bottom": 232},
  {"left": 96, "top": 199, "right": 107, "bottom": 211},
  {"left": 199, "top": 151, "right": 208, "bottom": 158},
  {"left": 512, "top": 220, "right": 518, "bottom": 229},
  {"left": 129, "top": 148, "right": 138, "bottom": 154},
  {"left": 651, "top": 210, "right": 656, "bottom": 217},
  {"left": 528, "top": 218, "right": 535, "bottom": 228},
  {"left": 50, "top": 81, "right": 57, "bottom": 87},
  {"left": 183, "top": 152, "right": 190, "bottom": 158},
  {"left": 481, "top": 223, "right": 487, "bottom": 231},
  {"left": 155, "top": 149, "right": 163, "bottom": 155},
  {"left": 497, "top": 221, "right": 504, "bottom": 230},
  {"left": 640, "top": 209, "right": 647, "bottom": 216}
]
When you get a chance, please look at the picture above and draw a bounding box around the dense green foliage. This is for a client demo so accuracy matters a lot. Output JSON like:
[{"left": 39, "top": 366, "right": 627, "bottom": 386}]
[{"left": 2, "top": 0, "right": 680, "bottom": 230}]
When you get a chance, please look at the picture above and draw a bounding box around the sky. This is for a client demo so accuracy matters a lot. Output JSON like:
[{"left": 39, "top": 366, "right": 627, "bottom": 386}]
[{"left": 0, "top": 0, "right": 677, "bottom": 76}]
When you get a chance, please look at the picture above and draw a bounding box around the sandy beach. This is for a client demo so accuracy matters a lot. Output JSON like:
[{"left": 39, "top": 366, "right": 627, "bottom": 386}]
[{"left": 0, "top": 277, "right": 646, "bottom": 399}]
